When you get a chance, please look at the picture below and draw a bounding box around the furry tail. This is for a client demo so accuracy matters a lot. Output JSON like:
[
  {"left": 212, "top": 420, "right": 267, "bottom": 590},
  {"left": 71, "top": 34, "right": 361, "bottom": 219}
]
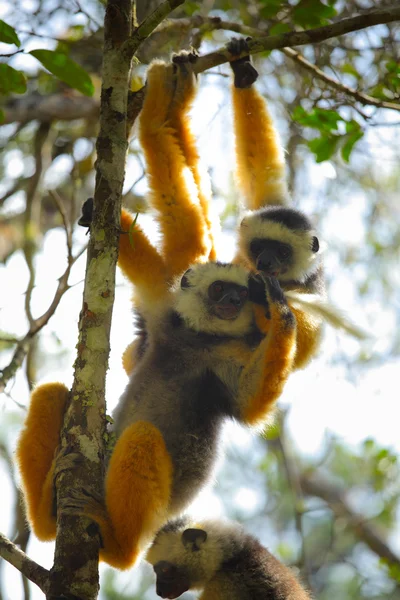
[{"left": 285, "top": 291, "right": 369, "bottom": 340}]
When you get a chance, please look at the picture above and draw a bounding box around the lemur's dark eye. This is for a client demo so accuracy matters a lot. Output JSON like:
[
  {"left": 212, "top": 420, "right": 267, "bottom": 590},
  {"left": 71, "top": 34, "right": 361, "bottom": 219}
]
[
  {"left": 208, "top": 281, "right": 225, "bottom": 301},
  {"left": 239, "top": 288, "right": 248, "bottom": 299},
  {"left": 278, "top": 245, "right": 291, "bottom": 259},
  {"left": 250, "top": 241, "right": 264, "bottom": 257}
]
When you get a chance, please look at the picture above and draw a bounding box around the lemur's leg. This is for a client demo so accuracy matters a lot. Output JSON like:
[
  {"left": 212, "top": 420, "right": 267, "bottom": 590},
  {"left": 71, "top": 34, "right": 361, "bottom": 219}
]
[
  {"left": 16, "top": 382, "right": 69, "bottom": 540},
  {"left": 60, "top": 421, "right": 173, "bottom": 570},
  {"left": 139, "top": 60, "right": 210, "bottom": 280},
  {"left": 228, "top": 37, "right": 289, "bottom": 209}
]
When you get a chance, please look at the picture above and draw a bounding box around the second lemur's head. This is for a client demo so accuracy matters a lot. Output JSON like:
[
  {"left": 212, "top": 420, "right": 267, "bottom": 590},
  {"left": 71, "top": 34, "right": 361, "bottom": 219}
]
[
  {"left": 146, "top": 517, "right": 240, "bottom": 599},
  {"left": 173, "top": 262, "right": 253, "bottom": 335},
  {"left": 238, "top": 206, "right": 322, "bottom": 283}
]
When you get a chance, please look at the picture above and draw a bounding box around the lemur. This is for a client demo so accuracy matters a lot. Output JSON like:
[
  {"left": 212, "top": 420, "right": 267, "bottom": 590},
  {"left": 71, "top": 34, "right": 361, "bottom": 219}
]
[
  {"left": 115, "top": 41, "right": 326, "bottom": 380},
  {"left": 16, "top": 262, "right": 297, "bottom": 570},
  {"left": 147, "top": 517, "right": 312, "bottom": 599}
]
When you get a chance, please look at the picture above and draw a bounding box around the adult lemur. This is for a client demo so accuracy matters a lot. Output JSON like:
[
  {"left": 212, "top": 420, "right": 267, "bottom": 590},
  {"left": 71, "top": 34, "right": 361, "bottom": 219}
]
[{"left": 17, "top": 263, "right": 296, "bottom": 569}]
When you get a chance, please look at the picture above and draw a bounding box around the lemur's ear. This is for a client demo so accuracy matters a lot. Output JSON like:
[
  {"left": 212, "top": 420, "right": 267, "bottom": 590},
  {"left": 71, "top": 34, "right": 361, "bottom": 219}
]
[
  {"left": 181, "top": 528, "right": 207, "bottom": 551},
  {"left": 181, "top": 269, "right": 193, "bottom": 289},
  {"left": 311, "top": 236, "right": 319, "bottom": 253}
]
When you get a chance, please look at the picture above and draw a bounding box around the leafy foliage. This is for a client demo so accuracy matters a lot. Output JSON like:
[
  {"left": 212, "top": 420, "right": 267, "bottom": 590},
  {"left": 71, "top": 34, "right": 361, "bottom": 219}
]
[
  {"left": 29, "top": 50, "right": 94, "bottom": 96},
  {"left": 292, "top": 106, "right": 364, "bottom": 162},
  {"left": 0, "top": 64, "right": 27, "bottom": 94},
  {"left": 0, "top": 19, "right": 20, "bottom": 47}
]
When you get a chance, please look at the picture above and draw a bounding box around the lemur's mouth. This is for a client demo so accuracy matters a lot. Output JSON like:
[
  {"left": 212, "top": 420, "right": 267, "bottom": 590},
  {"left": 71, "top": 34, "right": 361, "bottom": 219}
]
[
  {"left": 214, "top": 304, "right": 241, "bottom": 320},
  {"left": 259, "top": 266, "right": 287, "bottom": 278}
]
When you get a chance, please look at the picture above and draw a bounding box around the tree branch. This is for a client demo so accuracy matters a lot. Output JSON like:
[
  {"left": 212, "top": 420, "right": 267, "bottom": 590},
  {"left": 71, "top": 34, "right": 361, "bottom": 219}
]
[
  {"left": 47, "top": 0, "right": 186, "bottom": 597},
  {"left": 122, "top": 0, "right": 185, "bottom": 56},
  {"left": 191, "top": 6, "right": 400, "bottom": 74},
  {"left": 0, "top": 244, "right": 86, "bottom": 394},
  {"left": 2, "top": 93, "right": 99, "bottom": 125},
  {"left": 300, "top": 473, "right": 400, "bottom": 569},
  {"left": 282, "top": 47, "right": 400, "bottom": 113},
  {"left": 0, "top": 532, "right": 49, "bottom": 594}
]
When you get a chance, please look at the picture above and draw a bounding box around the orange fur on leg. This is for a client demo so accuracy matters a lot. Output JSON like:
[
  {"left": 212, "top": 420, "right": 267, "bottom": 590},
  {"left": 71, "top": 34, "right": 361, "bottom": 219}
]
[
  {"left": 78, "top": 421, "right": 173, "bottom": 570},
  {"left": 232, "top": 86, "right": 288, "bottom": 209},
  {"left": 168, "top": 63, "right": 216, "bottom": 262},
  {"left": 139, "top": 62, "right": 210, "bottom": 280},
  {"left": 16, "top": 382, "right": 69, "bottom": 540}
]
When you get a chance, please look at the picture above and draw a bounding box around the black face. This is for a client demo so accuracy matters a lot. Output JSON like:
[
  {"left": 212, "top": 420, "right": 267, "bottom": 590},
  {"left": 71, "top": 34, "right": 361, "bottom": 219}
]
[
  {"left": 154, "top": 561, "right": 190, "bottom": 599},
  {"left": 208, "top": 280, "right": 248, "bottom": 320},
  {"left": 250, "top": 238, "right": 293, "bottom": 277}
]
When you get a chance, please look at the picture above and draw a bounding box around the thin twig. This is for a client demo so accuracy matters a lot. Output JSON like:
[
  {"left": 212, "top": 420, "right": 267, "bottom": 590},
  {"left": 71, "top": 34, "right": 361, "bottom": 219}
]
[
  {"left": 0, "top": 532, "right": 49, "bottom": 594},
  {"left": 23, "top": 122, "right": 52, "bottom": 326},
  {"left": 0, "top": 244, "right": 86, "bottom": 393},
  {"left": 49, "top": 190, "right": 73, "bottom": 259},
  {"left": 300, "top": 473, "right": 400, "bottom": 569},
  {"left": 282, "top": 47, "right": 400, "bottom": 112}
]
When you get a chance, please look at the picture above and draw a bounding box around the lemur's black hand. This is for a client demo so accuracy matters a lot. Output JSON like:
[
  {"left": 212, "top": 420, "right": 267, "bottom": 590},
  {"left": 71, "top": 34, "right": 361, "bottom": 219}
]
[
  {"left": 78, "top": 197, "right": 94, "bottom": 232},
  {"left": 227, "top": 37, "right": 258, "bottom": 89},
  {"left": 248, "top": 273, "right": 269, "bottom": 307},
  {"left": 263, "top": 276, "right": 287, "bottom": 306}
]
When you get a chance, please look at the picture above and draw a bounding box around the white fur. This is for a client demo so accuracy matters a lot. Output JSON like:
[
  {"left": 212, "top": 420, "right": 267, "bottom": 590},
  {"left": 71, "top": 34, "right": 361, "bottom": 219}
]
[
  {"left": 238, "top": 211, "right": 323, "bottom": 282},
  {"left": 286, "top": 291, "right": 369, "bottom": 339},
  {"left": 173, "top": 263, "right": 254, "bottom": 336}
]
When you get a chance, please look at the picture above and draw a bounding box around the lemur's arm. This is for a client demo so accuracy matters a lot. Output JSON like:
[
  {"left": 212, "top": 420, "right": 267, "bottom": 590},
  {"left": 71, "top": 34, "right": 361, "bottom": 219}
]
[
  {"left": 228, "top": 38, "right": 289, "bottom": 209},
  {"left": 138, "top": 58, "right": 211, "bottom": 282},
  {"left": 237, "top": 276, "right": 296, "bottom": 426},
  {"left": 15, "top": 383, "right": 69, "bottom": 540}
]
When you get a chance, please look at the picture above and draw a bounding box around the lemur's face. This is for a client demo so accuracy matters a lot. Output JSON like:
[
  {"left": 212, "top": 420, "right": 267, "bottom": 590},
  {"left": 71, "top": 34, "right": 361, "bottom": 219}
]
[
  {"left": 250, "top": 238, "right": 293, "bottom": 277},
  {"left": 153, "top": 561, "right": 189, "bottom": 599},
  {"left": 207, "top": 280, "right": 249, "bottom": 320}
]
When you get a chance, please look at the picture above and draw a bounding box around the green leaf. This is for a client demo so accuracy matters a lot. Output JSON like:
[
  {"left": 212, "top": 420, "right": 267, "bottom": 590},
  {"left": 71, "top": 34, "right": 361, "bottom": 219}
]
[
  {"left": 341, "top": 63, "right": 361, "bottom": 80},
  {"left": 340, "top": 119, "right": 363, "bottom": 162},
  {"left": 308, "top": 134, "right": 339, "bottom": 162},
  {"left": 341, "top": 130, "right": 363, "bottom": 162},
  {"left": 0, "top": 109, "right": 4, "bottom": 124},
  {"left": 0, "top": 64, "right": 27, "bottom": 94},
  {"left": 29, "top": 49, "right": 94, "bottom": 96},
  {"left": 0, "top": 19, "right": 21, "bottom": 47},
  {"left": 293, "top": 0, "right": 336, "bottom": 28},
  {"left": 259, "top": 0, "right": 283, "bottom": 19},
  {"left": 269, "top": 22, "right": 291, "bottom": 35},
  {"left": 292, "top": 106, "right": 341, "bottom": 133}
]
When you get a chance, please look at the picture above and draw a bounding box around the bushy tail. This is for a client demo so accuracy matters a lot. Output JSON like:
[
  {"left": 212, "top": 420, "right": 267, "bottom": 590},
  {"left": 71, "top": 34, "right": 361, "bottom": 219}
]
[{"left": 285, "top": 291, "right": 369, "bottom": 340}]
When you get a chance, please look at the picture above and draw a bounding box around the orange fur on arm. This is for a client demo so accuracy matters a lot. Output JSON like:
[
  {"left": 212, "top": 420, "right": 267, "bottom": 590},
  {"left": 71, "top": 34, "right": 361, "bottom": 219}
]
[
  {"left": 119, "top": 208, "right": 168, "bottom": 305},
  {"left": 232, "top": 86, "right": 288, "bottom": 209},
  {"left": 239, "top": 304, "right": 296, "bottom": 427},
  {"left": 139, "top": 62, "right": 210, "bottom": 281},
  {"left": 15, "top": 382, "right": 69, "bottom": 540}
]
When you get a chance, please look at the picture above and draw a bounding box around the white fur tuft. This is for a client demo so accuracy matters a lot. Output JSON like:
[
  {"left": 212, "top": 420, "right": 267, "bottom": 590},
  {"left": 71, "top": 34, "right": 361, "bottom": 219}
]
[{"left": 286, "top": 291, "right": 369, "bottom": 340}]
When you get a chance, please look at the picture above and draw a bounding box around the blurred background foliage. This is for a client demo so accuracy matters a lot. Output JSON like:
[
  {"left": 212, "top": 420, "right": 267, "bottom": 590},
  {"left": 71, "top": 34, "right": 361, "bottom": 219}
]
[{"left": 0, "top": 0, "right": 400, "bottom": 598}]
